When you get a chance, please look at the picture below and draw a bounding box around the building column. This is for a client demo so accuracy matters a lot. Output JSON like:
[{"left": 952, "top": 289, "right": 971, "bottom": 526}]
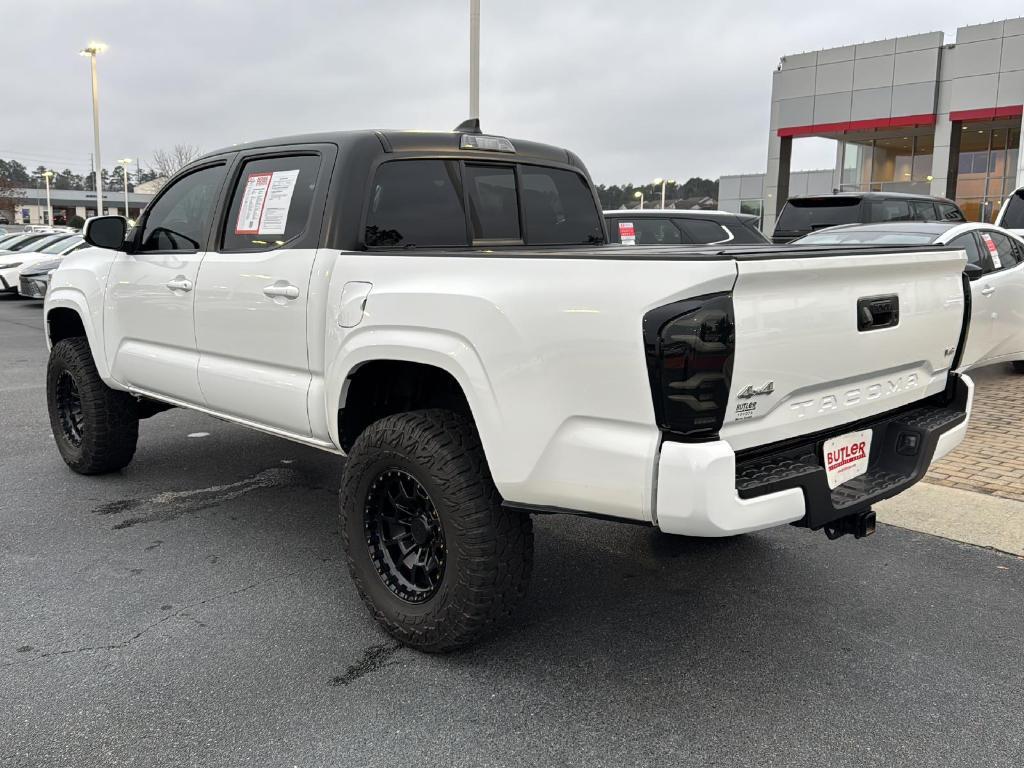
[{"left": 763, "top": 134, "right": 792, "bottom": 235}]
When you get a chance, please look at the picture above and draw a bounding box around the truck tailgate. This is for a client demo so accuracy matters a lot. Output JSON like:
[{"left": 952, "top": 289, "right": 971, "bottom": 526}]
[{"left": 720, "top": 248, "right": 966, "bottom": 452}]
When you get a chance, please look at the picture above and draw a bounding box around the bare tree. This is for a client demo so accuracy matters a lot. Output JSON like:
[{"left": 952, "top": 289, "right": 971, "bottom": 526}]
[{"left": 149, "top": 144, "right": 202, "bottom": 179}]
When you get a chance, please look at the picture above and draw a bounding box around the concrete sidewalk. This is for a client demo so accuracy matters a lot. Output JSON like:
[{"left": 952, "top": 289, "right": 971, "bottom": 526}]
[{"left": 877, "top": 481, "right": 1024, "bottom": 556}]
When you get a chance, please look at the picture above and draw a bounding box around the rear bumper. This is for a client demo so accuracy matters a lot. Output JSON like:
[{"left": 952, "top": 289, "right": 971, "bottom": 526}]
[{"left": 655, "top": 373, "right": 973, "bottom": 536}]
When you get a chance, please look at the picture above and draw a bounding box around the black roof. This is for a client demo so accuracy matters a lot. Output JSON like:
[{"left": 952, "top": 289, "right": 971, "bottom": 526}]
[
  {"left": 788, "top": 191, "right": 958, "bottom": 204},
  {"left": 201, "top": 129, "right": 573, "bottom": 166}
]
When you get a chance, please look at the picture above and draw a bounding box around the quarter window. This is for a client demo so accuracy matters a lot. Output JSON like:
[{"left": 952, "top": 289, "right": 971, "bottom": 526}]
[
  {"left": 911, "top": 201, "right": 938, "bottom": 221},
  {"left": 138, "top": 164, "right": 227, "bottom": 252},
  {"left": 222, "top": 154, "right": 322, "bottom": 251}
]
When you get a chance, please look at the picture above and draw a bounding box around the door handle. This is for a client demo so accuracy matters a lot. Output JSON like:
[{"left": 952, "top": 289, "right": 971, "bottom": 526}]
[
  {"left": 263, "top": 282, "right": 300, "bottom": 300},
  {"left": 166, "top": 276, "right": 193, "bottom": 293},
  {"left": 981, "top": 285, "right": 996, "bottom": 297}
]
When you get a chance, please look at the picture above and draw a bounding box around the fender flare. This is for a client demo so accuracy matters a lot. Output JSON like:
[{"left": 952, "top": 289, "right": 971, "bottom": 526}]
[
  {"left": 325, "top": 326, "right": 504, "bottom": 462},
  {"left": 45, "top": 288, "right": 113, "bottom": 383}
]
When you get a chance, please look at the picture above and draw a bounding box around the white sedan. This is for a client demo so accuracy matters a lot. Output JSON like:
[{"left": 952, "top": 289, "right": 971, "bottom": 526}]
[{"left": 794, "top": 221, "right": 1024, "bottom": 374}]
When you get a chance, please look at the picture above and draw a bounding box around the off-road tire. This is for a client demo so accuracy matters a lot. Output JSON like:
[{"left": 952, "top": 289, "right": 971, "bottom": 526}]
[
  {"left": 339, "top": 409, "right": 533, "bottom": 652},
  {"left": 1012, "top": 361, "right": 1024, "bottom": 373},
  {"left": 46, "top": 337, "right": 139, "bottom": 474}
]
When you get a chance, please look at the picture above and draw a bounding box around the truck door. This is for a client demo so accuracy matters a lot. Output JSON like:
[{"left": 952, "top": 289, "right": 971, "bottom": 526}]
[
  {"left": 193, "top": 148, "right": 332, "bottom": 437},
  {"left": 104, "top": 161, "right": 229, "bottom": 404}
]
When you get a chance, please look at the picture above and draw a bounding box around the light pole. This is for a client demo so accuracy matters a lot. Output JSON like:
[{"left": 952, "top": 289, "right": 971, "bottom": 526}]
[
  {"left": 634, "top": 190, "right": 644, "bottom": 210},
  {"left": 653, "top": 177, "right": 676, "bottom": 209},
  {"left": 118, "top": 158, "right": 133, "bottom": 217},
  {"left": 41, "top": 170, "right": 54, "bottom": 226},
  {"left": 469, "top": 0, "right": 480, "bottom": 119},
  {"left": 80, "top": 42, "right": 107, "bottom": 215}
]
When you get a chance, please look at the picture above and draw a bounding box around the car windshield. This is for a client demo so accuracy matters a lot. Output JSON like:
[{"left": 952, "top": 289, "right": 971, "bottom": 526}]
[
  {"left": 20, "top": 234, "right": 74, "bottom": 252},
  {"left": 4, "top": 234, "right": 51, "bottom": 251},
  {"left": 37, "top": 235, "right": 83, "bottom": 254},
  {"left": 776, "top": 198, "right": 862, "bottom": 232},
  {"left": 795, "top": 229, "right": 939, "bottom": 245}
]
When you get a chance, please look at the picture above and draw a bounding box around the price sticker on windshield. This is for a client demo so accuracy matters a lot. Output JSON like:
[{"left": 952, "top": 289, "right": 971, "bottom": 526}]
[
  {"left": 980, "top": 232, "right": 1002, "bottom": 269},
  {"left": 618, "top": 221, "right": 636, "bottom": 246}
]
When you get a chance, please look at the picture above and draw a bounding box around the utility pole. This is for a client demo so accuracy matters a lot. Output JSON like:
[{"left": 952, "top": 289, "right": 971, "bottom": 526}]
[{"left": 469, "top": 0, "right": 480, "bottom": 119}]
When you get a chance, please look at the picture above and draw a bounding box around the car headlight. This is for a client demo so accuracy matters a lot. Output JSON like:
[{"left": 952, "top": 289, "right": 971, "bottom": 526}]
[{"left": 0, "top": 261, "right": 23, "bottom": 269}]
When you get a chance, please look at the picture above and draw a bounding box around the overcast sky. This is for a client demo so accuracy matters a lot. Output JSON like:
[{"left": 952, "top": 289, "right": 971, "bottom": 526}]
[{"left": 5, "top": 0, "right": 1022, "bottom": 186}]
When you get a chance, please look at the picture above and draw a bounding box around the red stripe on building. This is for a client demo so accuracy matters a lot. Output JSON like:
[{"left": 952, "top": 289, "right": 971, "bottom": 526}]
[
  {"left": 777, "top": 113, "right": 936, "bottom": 138},
  {"left": 948, "top": 105, "right": 1023, "bottom": 122}
]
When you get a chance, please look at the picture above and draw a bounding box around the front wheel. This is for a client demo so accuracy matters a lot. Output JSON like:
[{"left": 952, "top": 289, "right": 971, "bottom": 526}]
[
  {"left": 46, "top": 337, "right": 139, "bottom": 474},
  {"left": 339, "top": 409, "right": 533, "bottom": 652}
]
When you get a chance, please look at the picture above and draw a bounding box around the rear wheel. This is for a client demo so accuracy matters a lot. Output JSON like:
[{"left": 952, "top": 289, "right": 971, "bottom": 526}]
[
  {"left": 339, "top": 409, "right": 533, "bottom": 652},
  {"left": 1012, "top": 361, "right": 1024, "bottom": 373},
  {"left": 46, "top": 337, "right": 139, "bottom": 474}
]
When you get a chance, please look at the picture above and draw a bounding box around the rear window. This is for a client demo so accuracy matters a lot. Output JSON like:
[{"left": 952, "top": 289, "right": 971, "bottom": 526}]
[
  {"left": 1000, "top": 189, "right": 1024, "bottom": 229},
  {"left": 775, "top": 198, "right": 862, "bottom": 232},
  {"left": 364, "top": 159, "right": 603, "bottom": 248}
]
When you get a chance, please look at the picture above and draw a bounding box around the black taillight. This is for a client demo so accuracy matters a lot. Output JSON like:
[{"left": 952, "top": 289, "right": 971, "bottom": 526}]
[{"left": 642, "top": 293, "right": 735, "bottom": 440}]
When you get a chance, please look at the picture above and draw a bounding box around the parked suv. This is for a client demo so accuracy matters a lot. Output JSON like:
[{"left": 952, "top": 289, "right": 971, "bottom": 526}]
[
  {"left": 995, "top": 185, "right": 1024, "bottom": 237},
  {"left": 773, "top": 192, "right": 966, "bottom": 243},
  {"left": 45, "top": 124, "right": 974, "bottom": 651}
]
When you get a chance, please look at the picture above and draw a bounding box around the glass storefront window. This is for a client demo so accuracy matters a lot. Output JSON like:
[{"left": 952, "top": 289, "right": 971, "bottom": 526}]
[
  {"left": 840, "top": 134, "right": 933, "bottom": 193},
  {"left": 955, "top": 121, "right": 1021, "bottom": 223},
  {"left": 740, "top": 199, "right": 763, "bottom": 230}
]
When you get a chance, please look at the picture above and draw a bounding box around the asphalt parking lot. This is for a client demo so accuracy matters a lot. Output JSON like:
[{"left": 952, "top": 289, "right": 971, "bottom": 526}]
[{"left": 2, "top": 294, "right": 1023, "bottom": 768}]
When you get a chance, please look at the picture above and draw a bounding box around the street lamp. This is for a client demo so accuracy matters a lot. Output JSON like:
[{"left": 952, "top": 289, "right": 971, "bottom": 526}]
[
  {"left": 653, "top": 177, "right": 676, "bottom": 209},
  {"left": 634, "top": 190, "right": 644, "bottom": 210},
  {"left": 41, "top": 170, "right": 54, "bottom": 226},
  {"left": 469, "top": 0, "right": 480, "bottom": 119},
  {"left": 79, "top": 41, "right": 107, "bottom": 215},
  {"left": 118, "top": 158, "right": 133, "bottom": 217}
]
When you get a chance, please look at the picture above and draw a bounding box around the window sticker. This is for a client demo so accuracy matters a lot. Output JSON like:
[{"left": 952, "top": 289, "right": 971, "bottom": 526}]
[
  {"left": 257, "top": 169, "right": 300, "bottom": 235},
  {"left": 980, "top": 232, "right": 1002, "bottom": 269},
  {"left": 234, "top": 169, "right": 301, "bottom": 236},
  {"left": 235, "top": 172, "right": 272, "bottom": 235},
  {"left": 618, "top": 221, "right": 636, "bottom": 246}
]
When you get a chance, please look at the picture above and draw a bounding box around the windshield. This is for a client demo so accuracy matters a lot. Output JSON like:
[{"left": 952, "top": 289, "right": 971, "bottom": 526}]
[
  {"left": 776, "top": 198, "right": 862, "bottom": 232},
  {"left": 37, "top": 235, "right": 84, "bottom": 254},
  {"left": 5, "top": 234, "right": 51, "bottom": 251},
  {"left": 795, "top": 229, "right": 938, "bottom": 245},
  {"left": 20, "top": 234, "right": 74, "bottom": 252}
]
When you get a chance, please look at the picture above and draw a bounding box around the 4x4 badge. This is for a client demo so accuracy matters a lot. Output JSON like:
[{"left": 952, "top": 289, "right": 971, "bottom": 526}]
[{"left": 737, "top": 381, "right": 775, "bottom": 399}]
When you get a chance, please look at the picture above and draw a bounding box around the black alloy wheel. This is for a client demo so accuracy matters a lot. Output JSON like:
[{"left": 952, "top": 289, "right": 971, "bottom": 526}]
[
  {"left": 364, "top": 469, "right": 446, "bottom": 603},
  {"left": 55, "top": 370, "right": 84, "bottom": 446}
]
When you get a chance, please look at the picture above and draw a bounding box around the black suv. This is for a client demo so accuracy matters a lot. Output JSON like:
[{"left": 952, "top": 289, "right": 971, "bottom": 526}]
[{"left": 772, "top": 192, "right": 966, "bottom": 243}]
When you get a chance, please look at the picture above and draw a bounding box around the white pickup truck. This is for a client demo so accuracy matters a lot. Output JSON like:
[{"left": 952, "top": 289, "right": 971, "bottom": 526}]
[{"left": 44, "top": 124, "right": 974, "bottom": 651}]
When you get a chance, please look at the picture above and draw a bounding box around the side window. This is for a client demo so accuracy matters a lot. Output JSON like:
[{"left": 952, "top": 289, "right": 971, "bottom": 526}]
[
  {"left": 911, "top": 201, "right": 938, "bottom": 221},
  {"left": 726, "top": 220, "right": 768, "bottom": 244},
  {"left": 464, "top": 164, "right": 520, "bottom": 242},
  {"left": 678, "top": 218, "right": 730, "bottom": 244},
  {"left": 221, "top": 154, "right": 322, "bottom": 251},
  {"left": 138, "top": 164, "right": 227, "bottom": 252},
  {"left": 633, "top": 218, "right": 684, "bottom": 245},
  {"left": 940, "top": 202, "right": 966, "bottom": 222},
  {"left": 980, "top": 231, "right": 1021, "bottom": 270},
  {"left": 365, "top": 160, "right": 467, "bottom": 247},
  {"left": 869, "top": 199, "right": 913, "bottom": 222},
  {"left": 947, "top": 233, "right": 988, "bottom": 271}
]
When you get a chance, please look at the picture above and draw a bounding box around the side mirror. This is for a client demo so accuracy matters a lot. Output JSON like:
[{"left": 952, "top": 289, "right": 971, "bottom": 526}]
[
  {"left": 83, "top": 215, "right": 128, "bottom": 251},
  {"left": 964, "top": 263, "right": 984, "bottom": 281}
]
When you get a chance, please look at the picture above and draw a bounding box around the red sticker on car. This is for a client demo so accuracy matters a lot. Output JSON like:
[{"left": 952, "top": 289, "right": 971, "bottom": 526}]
[{"left": 618, "top": 221, "right": 636, "bottom": 245}]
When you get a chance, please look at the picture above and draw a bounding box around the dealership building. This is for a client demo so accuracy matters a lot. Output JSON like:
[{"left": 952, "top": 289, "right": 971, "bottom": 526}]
[
  {"left": 719, "top": 17, "right": 1024, "bottom": 232},
  {"left": 3, "top": 188, "right": 155, "bottom": 225}
]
